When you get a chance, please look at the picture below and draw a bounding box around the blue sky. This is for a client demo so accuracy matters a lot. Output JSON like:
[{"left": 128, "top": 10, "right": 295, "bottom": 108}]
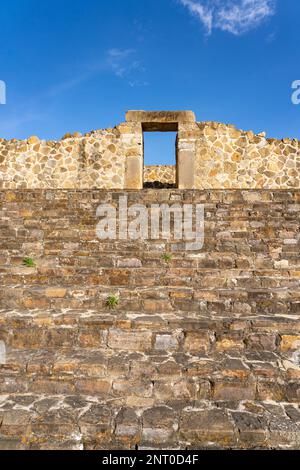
[{"left": 0, "top": 0, "right": 300, "bottom": 164}]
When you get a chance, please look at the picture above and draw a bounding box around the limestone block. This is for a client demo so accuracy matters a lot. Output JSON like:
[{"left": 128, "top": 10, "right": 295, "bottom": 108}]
[{"left": 125, "top": 155, "right": 143, "bottom": 189}]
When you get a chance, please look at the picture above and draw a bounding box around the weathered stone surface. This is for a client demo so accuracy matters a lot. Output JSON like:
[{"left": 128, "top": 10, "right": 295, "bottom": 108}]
[
  {"left": 108, "top": 329, "right": 152, "bottom": 351},
  {"left": 126, "top": 110, "right": 196, "bottom": 131},
  {"left": 125, "top": 154, "right": 143, "bottom": 190},
  {"left": 45, "top": 288, "right": 67, "bottom": 298},
  {"left": 144, "top": 165, "right": 175, "bottom": 186},
  {"left": 1, "top": 111, "right": 300, "bottom": 189},
  {"left": 281, "top": 335, "right": 300, "bottom": 351},
  {"left": 155, "top": 334, "right": 179, "bottom": 350},
  {"left": 115, "top": 408, "right": 141, "bottom": 441},
  {"left": 213, "top": 381, "right": 256, "bottom": 401},
  {"left": 180, "top": 410, "right": 237, "bottom": 447},
  {"left": 184, "top": 331, "right": 212, "bottom": 353},
  {"left": 142, "top": 406, "right": 176, "bottom": 444},
  {"left": 0, "top": 188, "right": 300, "bottom": 450}
]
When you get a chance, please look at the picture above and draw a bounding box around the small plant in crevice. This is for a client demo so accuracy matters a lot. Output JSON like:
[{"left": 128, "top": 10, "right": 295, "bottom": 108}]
[
  {"left": 78, "top": 223, "right": 87, "bottom": 232},
  {"left": 106, "top": 295, "right": 119, "bottom": 310},
  {"left": 162, "top": 253, "right": 172, "bottom": 263},
  {"left": 22, "top": 257, "right": 36, "bottom": 268}
]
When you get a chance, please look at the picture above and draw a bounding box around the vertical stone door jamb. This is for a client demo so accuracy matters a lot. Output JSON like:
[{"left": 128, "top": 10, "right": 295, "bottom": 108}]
[
  {"left": 124, "top": 123, "right": 143, "bottom": 190},
  {"left": 177, "top": 123, "right": 196, "bottom": 190}
]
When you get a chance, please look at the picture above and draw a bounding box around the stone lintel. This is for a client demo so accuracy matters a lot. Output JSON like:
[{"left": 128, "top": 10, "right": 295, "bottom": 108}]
[{"left": 126, "top": 110, "right": 196, "bottom": 132}]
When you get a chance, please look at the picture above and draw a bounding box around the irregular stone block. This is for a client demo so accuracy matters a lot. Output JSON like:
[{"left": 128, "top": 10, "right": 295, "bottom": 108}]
[
  {"left": 281, "top": 335, "right": 300, "bottom": 351},
  {"left": 115, "top": 408, "right": 141, "bottom": 441},
  {"left": 108, "top": 329, "right": 152, "bottom": 351},
  {"left": 155, "top": 334, "right": 178, "bottom": 351},
  {"left": 45, "top": 288, "right": 67, "bottom": 298},
  {"left": 180, "top": 409, "right": 237, "bottom": 447},
  {"left": 213, "top": 381, "right": 256, "bottom": 401},
  {"left": 184, "top": 331, "right": 212, "bottom": 353}
]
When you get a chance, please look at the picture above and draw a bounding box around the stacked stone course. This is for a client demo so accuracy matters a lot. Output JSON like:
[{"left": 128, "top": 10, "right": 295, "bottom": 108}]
[{"left": 0, "top": 189, "right": 300, "bottom": 449}]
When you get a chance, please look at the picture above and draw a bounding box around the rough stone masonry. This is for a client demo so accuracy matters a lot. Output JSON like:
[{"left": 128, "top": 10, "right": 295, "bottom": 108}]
[
  {"left": 0, "top": 110, "right": 300, "bottom": 190},
  {"left": 0, "top": 112, "right": 300, "bottom": 450}
]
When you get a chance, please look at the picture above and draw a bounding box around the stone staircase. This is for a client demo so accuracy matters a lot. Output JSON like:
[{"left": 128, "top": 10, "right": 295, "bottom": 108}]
[{"left": 0, "top": 189, "right": 300, "bottom": 449}]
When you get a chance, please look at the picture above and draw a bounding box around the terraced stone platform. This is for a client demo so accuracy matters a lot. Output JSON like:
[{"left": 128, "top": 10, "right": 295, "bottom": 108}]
[{"left": 0, "top": 189, "right": 300, "bottom": 449}]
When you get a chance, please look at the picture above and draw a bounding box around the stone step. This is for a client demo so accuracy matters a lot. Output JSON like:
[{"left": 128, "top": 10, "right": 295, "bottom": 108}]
[
  {"left": 1, "top": 278, "right": 300, "bottom": 294},
  {"left": 1, "top": 309, "right": 300, "bottom": 450},
  {"left": 1, "top": 268, "right": 300, "bottom": 284},
  {"left": 1, "top": 247, "right": 299, "bottom": 265},
  {"left": 1, "top": 393, "right": 300, "bottom": 450},
  {"left": 1, "top": 344, "right": 299, "bottom": 401},
  {"left": 1, "top": 258, "right": 300, "bottom": 270},
  {"left": 1, "top": 284, "right": 299, "bottom": 313},
  {"left": 1, "top": 310, "right": 300, "bottom": 367},
  {"left": 0, "top": 310, "right": 300, "bottom": 386},
  {"left": 0, "top": 189, "right": 300, "bottom": 449}
]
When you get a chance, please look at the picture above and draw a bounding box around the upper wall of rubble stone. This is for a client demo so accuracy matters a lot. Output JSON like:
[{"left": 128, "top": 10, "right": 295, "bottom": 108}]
[
  {"left": 0, "top": 122, "right": 143, "bottom": 190},
  {"left": 194, "top": 122, "right": 300, "bottom": 189},
  {"left": 0, "top": 110, "right": 299, "bottom": 189},
  {"left": 144, "top": 166, "right": 176, "bottom": 185}
]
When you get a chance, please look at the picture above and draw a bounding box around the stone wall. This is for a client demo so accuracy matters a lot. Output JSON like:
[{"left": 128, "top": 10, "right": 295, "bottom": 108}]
[
  {"left": 0, "top": 188, "right": 300, "bottom": 450},
  {"left": 0, "top": 122, "right": 142, "bottom": 190},
  {"left": 0, "top": 110, "right": 300, "bottom": 190},
  {"left": 144, "top": 165, "right": 175, "bottom": 185},
  {"left": 194, "top": 122, "right": 300, "bottom": 189}
]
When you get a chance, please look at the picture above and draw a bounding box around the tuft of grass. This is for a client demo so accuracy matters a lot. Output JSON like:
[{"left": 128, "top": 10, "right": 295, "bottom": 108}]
[
  {"left": 162, "top": 253, "right": 172, "bottom": 263},
  {"left": 23, "top": 257, "right": 36, "bottom": 268},
  {"left": 106, "top": 295, "right": 119, "bottom": 310}
]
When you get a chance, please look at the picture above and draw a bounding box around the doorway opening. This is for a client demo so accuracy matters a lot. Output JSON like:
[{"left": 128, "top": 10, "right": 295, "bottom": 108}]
[{"left": 143, "top": 124, "right": 178, "bottom": 189}]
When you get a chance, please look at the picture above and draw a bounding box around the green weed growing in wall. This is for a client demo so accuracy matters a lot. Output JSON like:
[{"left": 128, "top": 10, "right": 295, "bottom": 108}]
[
  {"left": 162, "top": 253, "right": 172, "bottom": 263},
  {"left": 23, "top": 257, "right": 36, "bottom": 268},
  {"left": 106, "top": 295, "right": 119, "bottom": 309}
]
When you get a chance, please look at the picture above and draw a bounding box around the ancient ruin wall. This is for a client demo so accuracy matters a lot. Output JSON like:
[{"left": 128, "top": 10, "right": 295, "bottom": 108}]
[
  {"left": 144, "top": 166, "right": 176, "bottom": 185},
  {"left": 0, "top": 122, "right": 142, "bottom": 189},
  {"left": 194, "top": 122, "right": 300, "bottom": 189},
  {"left": 0, "top": 188, "right": 300, "bottom": 449},
  {"left": 0, "top": 111, "right": 300, "bottom": 189}
]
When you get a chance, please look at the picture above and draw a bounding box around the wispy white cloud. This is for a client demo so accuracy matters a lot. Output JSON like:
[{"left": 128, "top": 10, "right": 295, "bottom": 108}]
[
  {"left": 107, "top": 48, "right": 134, "bottom": 77},
  {"left": 266, "top": 31, "right": 276, "bottom": 43},
  {"left": 128, "top": 79, "right": 149, "bottom": 88},
  {"left": 180, "top": 0, "right": 213, "bottom": 34},
  {"left": 179, "top": 0, "right": 276, "bottom": 35},
  {"left": 1, "top": 48, "right": 148, "bottom": 138},
  {"left": 106, "top": 48, "right": 144, "bottom": 78},
  {"left": 49, "top": 73, "right": 93, "bottom": 96},
  {"left": 106, "top": 48, "right": 148, "bottom": 86},
  {"left": 48, "top": 48, "right": 147, "bottom": 98}
]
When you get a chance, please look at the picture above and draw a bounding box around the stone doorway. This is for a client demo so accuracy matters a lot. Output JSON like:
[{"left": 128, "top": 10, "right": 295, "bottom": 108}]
[
  {"left": 124, "top": 110, "right": 196, "bottom": 190},
  {"left": 143, "top": 127, "right": 178, "bottom": 189}
]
